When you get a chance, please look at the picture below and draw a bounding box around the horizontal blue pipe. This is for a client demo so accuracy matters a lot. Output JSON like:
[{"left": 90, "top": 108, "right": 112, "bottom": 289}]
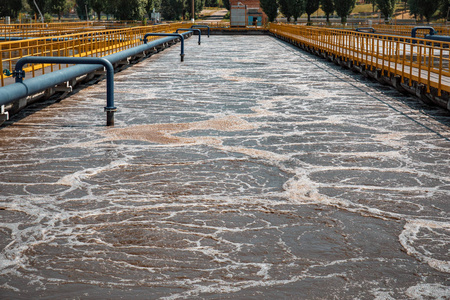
[
  {"left": 143, "top": 33, "right": 185, "bottom": 61},
  {"left": 0, "top": 33, "right": 189, "bottom": 108},
  {"left": 176, "top": 29, "right": 201, "bottom": 45},
  {"left": 355, "top": 27, "right": 375, "bottom": 33},
  {"left": 191, "top": 25, "right": 210, "bottom": 37},
  {"left": 424, "top": 34, "right": 450, "bottom": 42}
]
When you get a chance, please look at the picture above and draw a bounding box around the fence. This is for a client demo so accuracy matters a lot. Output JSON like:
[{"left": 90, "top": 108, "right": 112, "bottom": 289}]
[
  {"left": 270, "top": 23, "right": 450, "bottom": 97},
  {"left": 0, "top": 23, "right": 185, "bottom": 86}
]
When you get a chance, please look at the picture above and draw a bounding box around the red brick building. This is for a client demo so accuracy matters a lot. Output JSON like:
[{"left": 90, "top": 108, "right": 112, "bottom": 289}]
[{"left": 230, "top": 0, "right": 268, "bottom": 27}]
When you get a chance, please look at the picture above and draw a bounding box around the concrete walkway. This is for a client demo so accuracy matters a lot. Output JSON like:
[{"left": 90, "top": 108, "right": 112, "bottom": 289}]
[{"left": 0, "top": 35, "right": 449, "bottom": 299}]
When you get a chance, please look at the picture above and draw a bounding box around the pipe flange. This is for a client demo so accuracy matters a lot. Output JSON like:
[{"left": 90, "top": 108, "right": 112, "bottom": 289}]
[{"left": 104, "top": 107, "right": 117, "bottom": 112}]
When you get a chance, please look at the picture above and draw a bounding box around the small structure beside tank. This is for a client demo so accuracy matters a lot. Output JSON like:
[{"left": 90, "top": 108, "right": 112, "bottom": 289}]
[{"left": 230, "top": 0, "right": 267, "bottom": 27}]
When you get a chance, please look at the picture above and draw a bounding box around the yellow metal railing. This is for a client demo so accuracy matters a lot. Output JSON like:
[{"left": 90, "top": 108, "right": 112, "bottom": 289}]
[
  {"left": 372, "top": 25, "right": 450, "bottom": 38},
  {"left": 0, "top": 23, "right": 185, "bottom": 86},
  {"left": 0, "top": 22, "right": 98, "bottom": 39},
  {"left": 270, "top": 23, "right": 450, "bottom": 96}
]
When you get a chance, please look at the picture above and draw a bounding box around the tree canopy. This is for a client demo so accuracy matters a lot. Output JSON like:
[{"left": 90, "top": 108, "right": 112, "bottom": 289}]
[
  {"left": 334, "top": 0, "right": 356, "bottom": 24},
  {"left": 408, "top": 0, "right": 440, "bottom": 22},
  {"left": 260, "top": 0, "right": 279, "bottom": 22},
  {"left": 184, "top": 0, "right": 205, "bottom": 19},
  {"left": 160, "top": 0, "right": 183, "bottom": 20},
  {"left": 305, "top": 0, "right": 319, "bottom": 24},
  {"left": 0, "top": 0, "right": 23, "bottom": 19},
  {"left": 376, "top": 0, "right": 396, "bottom": 22},
  {"left": 223, "top": 0, "right": 230, "bottom": 10},
  {"left": 418, "top": 0, "right": 440, "bottom": 22},
  {"left": 292, "top": 0, "right": 305, "bottom": 22},
  {"left": 278, "top": 0, "right": 293, "bottom": 22},
  {"left": 5, "top": 0, "right": 447, "bottom": 24},
  {"left": 321, "top": 0, "right": 334, "bottom": 24}
]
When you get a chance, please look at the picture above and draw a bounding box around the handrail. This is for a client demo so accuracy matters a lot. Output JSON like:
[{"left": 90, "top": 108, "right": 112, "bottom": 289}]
[
  {"left": 269, "top": 23, "right": 450, "bottom": 101},
  {"left": 143, "top": 33, "right": 185, "bottom": 61},
  {"left": 0, "top": 33, "right": 190, "bottom": 126},
  {"left": 0, "top": 23, "right": 187, "bottom": 87},
  {"left": 176, "top": 28, "right": 201, "bottom": 45},
  {"left": 191, "top": 25, "right": 210, "bottom": 38},
  {"left": 14, "top": 56, "right": 116, "bottom": 126}
]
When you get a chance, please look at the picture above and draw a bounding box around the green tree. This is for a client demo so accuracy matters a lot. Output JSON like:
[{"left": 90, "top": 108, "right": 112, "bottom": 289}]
[
  {"left": 205, "top": 0, "right": 218, "bottom": 6},
  {"left": 184, "top": 0, "right": 205, "bottom": 19},
  {"left": 376, "top": 0, "right": 395, "bottom": 23},
  {"left": 48, "top": 0, "right": 67, "bottom": 20},
  {"left": 320, "top": 0, "right": 334, "bottom": 24},
  {"left": 104, "top": 0, "right": 116, "bottom": 19},
  {"left": 305, "top": 0, "right": 319, "bottom": 24},
  {"left": 407, "top": 0, "right": 419, "bottom": 19},
  {"left": 334, "top": 0, "right": 355, "bottom": 24},
  {"left": 27, "top": 0, "right": 47, "bottom": 19},
  {"left": 90, "top": 0, "right": 104, "bottom": 20},
  {"left": 418, "top": 0, "right": 439, "bottom": 22},
  {"left": 408, "top": 0, "right": 439, "bottom": 22},
  {"left": 113, "top": 0, "right": 145, "bottom": 20},
  {"left": 75, "top": 0, "right": 90, "bottom": 20},
  {"left": 223, "top": 0, "right": 229, "bottom": 10},
  {"left": 440, "top": 0, "right": 450, "bottom": 20},
  {"left": 292, "top": 0, "right": 305, "bottom": 22},
  {"left": 367, "top": 0, "right": 376, "bottom": 12},
  {"left": 160, "top": 0, "right": 183, "bottom": 20},
  {"left": 278, "top": 0, "right": 293, "bottom": 22},
  {"left": 0, "top": 0, "right": 23, "bottom": 19},
  {"left": 260, "top": 0, "right": 279, "bottom": 22}
]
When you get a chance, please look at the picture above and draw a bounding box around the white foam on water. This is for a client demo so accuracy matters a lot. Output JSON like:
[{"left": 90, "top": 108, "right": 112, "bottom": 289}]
[
  {"left": 372, "top": 290, "right": 396, "bottom": 300},
  {"left": 399, "top": 220, "right": 450, "bottom": 274},
  {"left": 406, "top": 283, "right": 450, "bottom": 299},
  {"left": 56, "top": 157, "right": 131, "bottom": 188},
  {"left": 0, "top": 35, "right": 449, "bottom": 298}
]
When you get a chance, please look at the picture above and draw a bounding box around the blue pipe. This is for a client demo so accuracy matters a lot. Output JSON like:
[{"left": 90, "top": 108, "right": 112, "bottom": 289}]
[
  {"left": 355, "top": 27, "right": 375, "bottom": 33},
  {"left": 0, "top": 34, "right": 183, "bottom": 126},
  {"left": 143, "top": 33, "right": 185, "bottom": 61},
  {"left": 191, "top": 25, "right": 210, "bottom": 38},
  {"left": 411, "top": 26, "right": 437, "bottom": 38},
  {"left": 424, "top": 34, "right": 450, "bottom": 43},
  {"left": 14, "top": 56, "right": 116, "bottom": 126},
  {"left": 176, "top": 29, "right": 201, "bottom": 45}
]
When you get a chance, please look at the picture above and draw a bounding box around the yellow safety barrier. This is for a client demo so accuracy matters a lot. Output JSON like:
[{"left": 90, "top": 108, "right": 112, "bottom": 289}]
[
  {"left": 0, "top": 22, "right": 97, "bottom": 39},
  {"left": 372, "top": 25, "right": 450, "bottom": 38},
  {"left": 0, "top": 23, "right": 186, "bottom": 86},
  {"left": 372, "top": 24, "right": 450, "bottom": 38},
  {"left": 270, "top": 23, "right": 450, "bottom": 97}
]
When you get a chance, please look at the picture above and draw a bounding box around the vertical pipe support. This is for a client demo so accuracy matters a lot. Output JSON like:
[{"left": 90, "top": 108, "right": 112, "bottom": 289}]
[
  {"left": 143, "top": 33, "right": 185, "bottom": 61},
  {"left": 14, "top": 56, "right": 116, "bottom": 126},
  {"left": 176, "top": 28, "right": 202, "bottom": 45},
  {"left": 191, "top": 25, "right": 210, "bottom": 38},
  {"left": 411, "top": 26, "right": 437, "bottom": 38}
]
